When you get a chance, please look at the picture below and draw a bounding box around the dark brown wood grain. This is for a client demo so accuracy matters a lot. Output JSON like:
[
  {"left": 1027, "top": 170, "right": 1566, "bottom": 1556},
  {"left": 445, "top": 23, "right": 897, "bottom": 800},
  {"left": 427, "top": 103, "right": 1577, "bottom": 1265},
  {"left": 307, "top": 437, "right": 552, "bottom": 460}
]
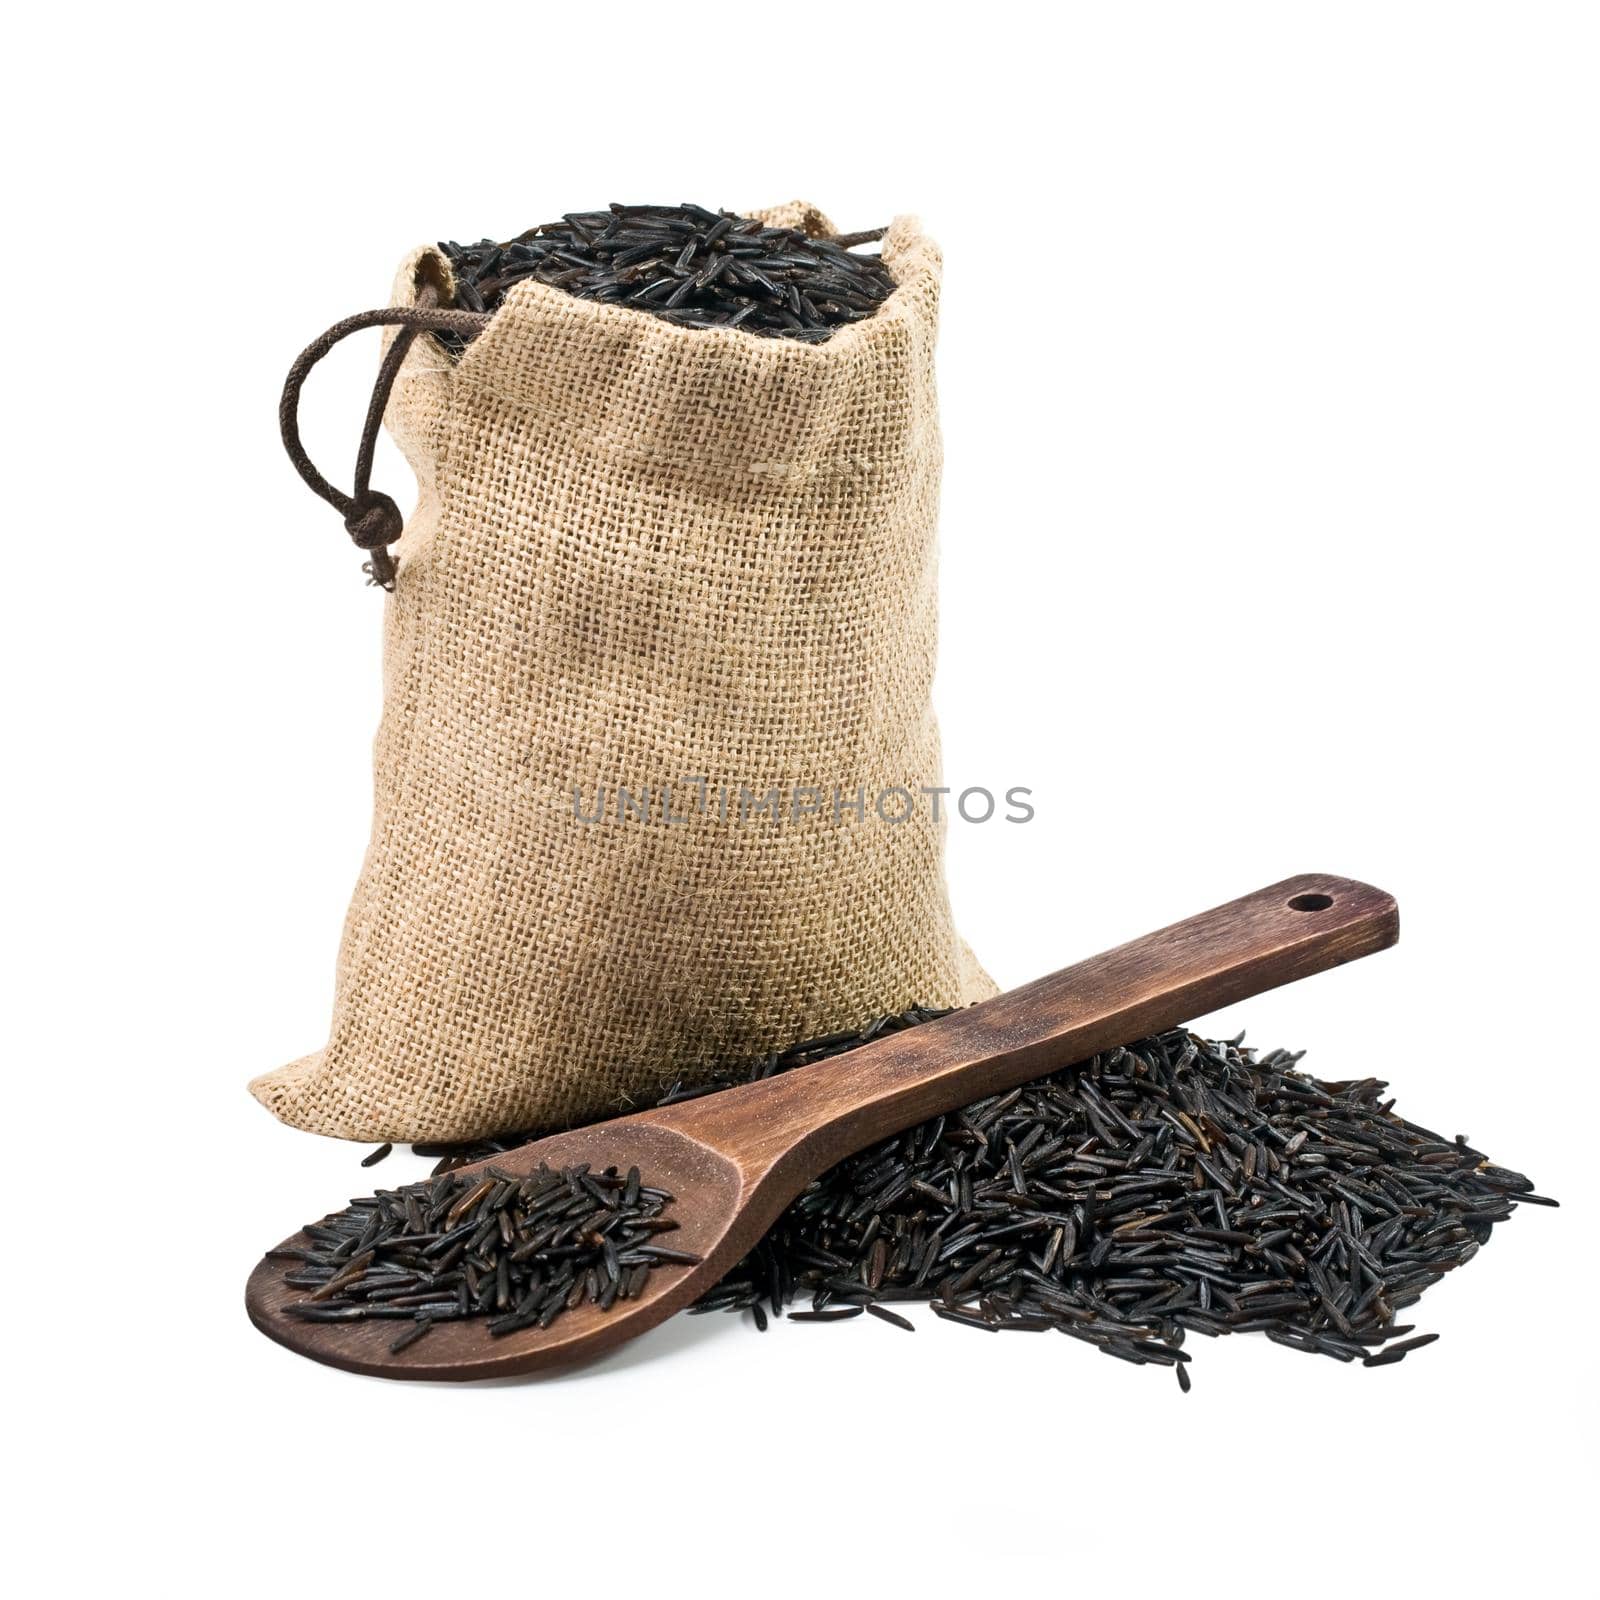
[{"left": 246, "top": 873, "right": 1397, "bottom": 1381}]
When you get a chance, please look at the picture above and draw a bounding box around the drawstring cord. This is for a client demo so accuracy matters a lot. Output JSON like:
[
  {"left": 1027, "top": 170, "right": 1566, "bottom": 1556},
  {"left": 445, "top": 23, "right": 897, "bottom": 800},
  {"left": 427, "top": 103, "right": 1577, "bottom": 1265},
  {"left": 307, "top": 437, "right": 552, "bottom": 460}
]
[
  {"left": 279, "top": 226, "right": 882, "bottom": 588},
  {"left": 279, "top": 295, "right": 490, "bottom": 588}
]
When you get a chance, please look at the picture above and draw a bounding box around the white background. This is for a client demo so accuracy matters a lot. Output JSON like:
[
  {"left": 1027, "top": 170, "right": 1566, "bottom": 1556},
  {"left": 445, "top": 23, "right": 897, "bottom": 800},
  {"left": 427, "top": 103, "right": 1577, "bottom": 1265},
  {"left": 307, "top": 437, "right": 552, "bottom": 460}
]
[{"left": 8, "top": 4, "right": 1596, "bottom": 1596}]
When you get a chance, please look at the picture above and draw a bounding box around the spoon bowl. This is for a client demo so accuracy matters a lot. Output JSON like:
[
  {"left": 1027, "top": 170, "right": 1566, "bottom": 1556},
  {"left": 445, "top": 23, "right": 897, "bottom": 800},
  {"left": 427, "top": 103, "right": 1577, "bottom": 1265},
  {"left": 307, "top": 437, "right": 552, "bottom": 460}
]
[{"left": 246, "top": 1117, "right": 752, "bottom": 1380}]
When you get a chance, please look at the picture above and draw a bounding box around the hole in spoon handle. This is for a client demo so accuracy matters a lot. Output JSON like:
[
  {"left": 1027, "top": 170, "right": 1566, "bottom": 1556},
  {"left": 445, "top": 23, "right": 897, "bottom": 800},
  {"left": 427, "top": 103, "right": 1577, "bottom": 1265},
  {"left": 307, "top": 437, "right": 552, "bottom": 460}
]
[{"left": 1288, "top": 892, "right": 1335, "bottom": 912}]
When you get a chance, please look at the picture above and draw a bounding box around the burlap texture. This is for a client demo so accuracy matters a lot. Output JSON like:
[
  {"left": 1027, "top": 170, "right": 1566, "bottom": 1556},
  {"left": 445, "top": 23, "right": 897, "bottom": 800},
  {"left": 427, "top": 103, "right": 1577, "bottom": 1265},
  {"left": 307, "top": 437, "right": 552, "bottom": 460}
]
[{"left": 250, "top": 203, "right": 994, "bottom": 1142}]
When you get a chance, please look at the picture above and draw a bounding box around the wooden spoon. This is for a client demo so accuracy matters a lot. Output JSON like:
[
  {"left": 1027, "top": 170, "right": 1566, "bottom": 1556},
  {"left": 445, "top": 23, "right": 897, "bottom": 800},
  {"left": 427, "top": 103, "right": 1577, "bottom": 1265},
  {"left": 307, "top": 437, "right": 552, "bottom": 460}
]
[{"left": 246, "top": 873, "right": 1396, "bottom": 1381}]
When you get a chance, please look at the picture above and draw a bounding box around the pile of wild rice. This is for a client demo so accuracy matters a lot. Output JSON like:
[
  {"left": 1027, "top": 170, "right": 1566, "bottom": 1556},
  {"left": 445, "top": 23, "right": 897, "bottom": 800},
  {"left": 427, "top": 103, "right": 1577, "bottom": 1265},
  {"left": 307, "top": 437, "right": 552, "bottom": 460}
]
[
  {"left": 438, "top": 203, "right": 894, "bottom": 344},
  {"left": 376, "top": 1013, "right": 1551, "bottom": 1387},
  {"left": 683, "top": 1025, "right": 1553, "bottom": 1386},
  {"left": 272, "top": 1162, "right": 695, "bottom": 1354}
]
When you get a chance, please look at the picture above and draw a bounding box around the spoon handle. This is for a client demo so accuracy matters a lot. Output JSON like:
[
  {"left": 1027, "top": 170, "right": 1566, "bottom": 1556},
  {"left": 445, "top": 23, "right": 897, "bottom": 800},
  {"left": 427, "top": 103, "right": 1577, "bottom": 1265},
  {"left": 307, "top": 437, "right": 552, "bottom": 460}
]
[{"left": 668, "top": 874, "right": 1398, "bottom": 1181}]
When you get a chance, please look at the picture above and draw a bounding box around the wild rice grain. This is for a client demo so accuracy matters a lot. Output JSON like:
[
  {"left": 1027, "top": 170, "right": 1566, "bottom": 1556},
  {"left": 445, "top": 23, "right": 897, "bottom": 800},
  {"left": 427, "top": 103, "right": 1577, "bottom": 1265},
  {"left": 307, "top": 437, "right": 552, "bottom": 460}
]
[
  {"left": 866, "top": 1303, "right": 916, "bottom": 1332},
  {"left": 1362, "top": 1332, "right": 1442, "bottom": 1367}
]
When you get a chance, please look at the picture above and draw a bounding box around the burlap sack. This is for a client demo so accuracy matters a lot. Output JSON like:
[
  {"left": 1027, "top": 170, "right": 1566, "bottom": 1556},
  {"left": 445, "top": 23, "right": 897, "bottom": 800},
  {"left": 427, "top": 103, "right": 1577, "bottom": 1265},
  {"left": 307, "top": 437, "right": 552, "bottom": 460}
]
[{"left": 251, "top": 202, "right": 994, "bottom": 1142}]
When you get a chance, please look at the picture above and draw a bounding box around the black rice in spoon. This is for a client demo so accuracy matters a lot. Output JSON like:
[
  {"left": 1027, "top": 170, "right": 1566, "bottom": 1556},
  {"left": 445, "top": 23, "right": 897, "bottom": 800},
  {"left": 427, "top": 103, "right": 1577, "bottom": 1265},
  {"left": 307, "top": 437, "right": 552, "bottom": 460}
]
[{"left": 273, "top": 1161, "right": 695, "bottom": 1355}]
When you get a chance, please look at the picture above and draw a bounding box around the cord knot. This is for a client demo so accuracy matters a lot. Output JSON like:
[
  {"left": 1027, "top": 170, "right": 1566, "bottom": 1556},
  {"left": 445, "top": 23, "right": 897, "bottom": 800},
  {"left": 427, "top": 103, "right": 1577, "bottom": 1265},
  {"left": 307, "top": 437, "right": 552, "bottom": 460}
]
[{"left": 344, "top": 490, "right": 404, "bottom": 551}]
